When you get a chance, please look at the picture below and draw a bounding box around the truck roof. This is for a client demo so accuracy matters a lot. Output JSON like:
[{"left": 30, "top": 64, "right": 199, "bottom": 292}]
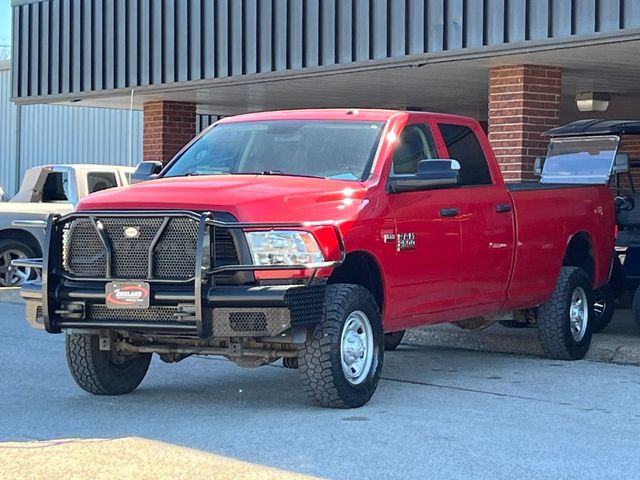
[
  {"left": 215, "top": 108, "right": 475, "bottom": 125},
  {"left": 545, "top": 119, "right": 640, "bottom": 137}
]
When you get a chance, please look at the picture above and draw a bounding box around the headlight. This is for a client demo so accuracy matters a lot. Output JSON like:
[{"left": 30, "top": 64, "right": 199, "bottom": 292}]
[{"left": 245, "top": 230, "right": 325, "bottom": 266}]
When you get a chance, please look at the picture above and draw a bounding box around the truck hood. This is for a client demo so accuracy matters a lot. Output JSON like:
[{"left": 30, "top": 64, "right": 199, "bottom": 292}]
[{"left": 77, "top": 175, "right": 369, "bottom": 223}]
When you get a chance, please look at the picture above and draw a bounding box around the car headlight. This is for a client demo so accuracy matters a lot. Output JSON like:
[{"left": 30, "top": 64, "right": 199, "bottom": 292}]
[{"left": 245, "top": 230, "right": 325, "bottom": 266}]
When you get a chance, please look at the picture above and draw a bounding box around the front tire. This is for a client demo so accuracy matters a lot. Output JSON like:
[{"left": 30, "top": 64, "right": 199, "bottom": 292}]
[
  {"left": 537, "top": 267, "right": 593, "bottom": 360},
  {"left": 298, "top": 284, "right": 384, "bottom": 408},
  {"left": 65, "top": 333, "right": 151, "bottom": 395}
]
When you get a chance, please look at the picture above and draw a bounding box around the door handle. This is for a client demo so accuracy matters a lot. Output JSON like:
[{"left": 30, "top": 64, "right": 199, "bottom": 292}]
[
  {"left": 495, "top": 204, "right": 512, "bottom": 213},
  {"left": 439, "top": 208, "right": 459, "bottom": 217}
]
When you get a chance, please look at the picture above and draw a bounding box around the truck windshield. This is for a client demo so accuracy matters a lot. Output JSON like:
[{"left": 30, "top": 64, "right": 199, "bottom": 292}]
[
  {"left": 542, "top": 136, "right": 620, "bottom": 184},
  {"left": 163, "top": 120, "right": 385, "bottom": 181}
]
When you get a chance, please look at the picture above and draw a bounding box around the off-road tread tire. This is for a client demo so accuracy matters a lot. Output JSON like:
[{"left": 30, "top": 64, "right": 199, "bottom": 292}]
[
  {"left": 384, "top": 330, "right": 405, "bottom": 351},
  {"left": 65, "top": 333, "right": 151, "bottom": 395},
  {"left": 298, "top": 284, "right": 383, "bottom": 409},
  {"left": 591, "top": 284, "right": 615, "bottom": 334},
  {"left": 537, "top": 267, "right": 593, "bottom": 360},
  {"left": 282, "top": 357, "right": 298, "bottom": 369}
]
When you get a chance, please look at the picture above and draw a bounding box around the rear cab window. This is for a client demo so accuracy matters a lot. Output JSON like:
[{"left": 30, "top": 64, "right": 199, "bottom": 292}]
[
  {"left": 41, "top": 171, "right": 70, "bottom": 202},
  {"left": 88, "top": 172, "right": 118, "bottom": 193},
  {"left": 438, "top": 123, "right": 493, "bottom": 186}
]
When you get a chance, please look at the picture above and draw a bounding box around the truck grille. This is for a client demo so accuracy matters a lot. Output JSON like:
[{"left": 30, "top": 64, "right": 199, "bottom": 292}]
[{"left": 62, "top": 215, "right": 239, "bottom": 280}]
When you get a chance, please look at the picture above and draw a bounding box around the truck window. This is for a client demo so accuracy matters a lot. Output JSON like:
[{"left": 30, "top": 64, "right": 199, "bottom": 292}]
[
  {"left": 438, "top": 124, "right": 492, "bottom": 186},
  {"left": 42, "top": 171, "right": 69, "bottom": 202},
  {"left": 88, "top": 172, "right": 118, "bottom": 193},
  {"left": 391, "top": 124, "right": 438, "bottom": 176}
]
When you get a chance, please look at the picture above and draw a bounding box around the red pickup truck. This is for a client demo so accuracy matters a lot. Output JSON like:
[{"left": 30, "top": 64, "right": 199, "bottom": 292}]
[{"left": 20, "top": 109, "right": 614, "bottom": 408}]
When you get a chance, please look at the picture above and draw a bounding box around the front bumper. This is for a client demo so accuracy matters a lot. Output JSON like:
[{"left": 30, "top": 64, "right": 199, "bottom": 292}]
[{"left": 18, "top": 210, "right": 344, "bottom": 338}]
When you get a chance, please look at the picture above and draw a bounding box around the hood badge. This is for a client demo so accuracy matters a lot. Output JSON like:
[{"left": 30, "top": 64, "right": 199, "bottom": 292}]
[{"left": 124, "top": 226, "right": 140, "bottom": 238}]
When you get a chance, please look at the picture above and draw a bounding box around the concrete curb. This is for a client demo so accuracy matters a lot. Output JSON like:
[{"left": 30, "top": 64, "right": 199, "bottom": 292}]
[
  {"left": 0, "top": 288, "right": 24, "bottom": 305},
  {"left": 404, "top": 322, "right": 640, "bottom": 366}
]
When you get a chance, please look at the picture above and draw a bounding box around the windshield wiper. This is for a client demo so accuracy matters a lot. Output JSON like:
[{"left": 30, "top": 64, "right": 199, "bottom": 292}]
[{"left": 250, "top": 170, "right": 325, "bottom": 179}]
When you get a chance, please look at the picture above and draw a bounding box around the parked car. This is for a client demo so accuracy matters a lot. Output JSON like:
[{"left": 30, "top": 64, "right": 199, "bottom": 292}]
[
  {"left": 0, "top": 164, "right": 133, "bottom": 286},
  {"left": 19, "top": 109, "right": 614, "bottom": 408}
]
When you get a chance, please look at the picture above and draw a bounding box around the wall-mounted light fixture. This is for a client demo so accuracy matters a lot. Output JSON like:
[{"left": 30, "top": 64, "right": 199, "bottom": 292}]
[{"left": 575, "top": 92, "right": 611, "bottom": 112}]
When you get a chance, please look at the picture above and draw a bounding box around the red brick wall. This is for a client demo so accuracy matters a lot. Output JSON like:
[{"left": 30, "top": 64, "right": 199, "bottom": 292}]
[
  {"left": 488, "top": 65, "right": 561, "bottom": 182},
  {"left": 143, "top": 101, "right": 196, "bottom": 164},
  {"left": 617, "top": 136, "right": 640, "bottom": 190}
]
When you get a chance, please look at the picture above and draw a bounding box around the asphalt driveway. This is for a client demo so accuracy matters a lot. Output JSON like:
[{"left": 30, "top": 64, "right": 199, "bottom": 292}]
[{"left": 2, "top": 302, "right": 640, "bottom": 479}]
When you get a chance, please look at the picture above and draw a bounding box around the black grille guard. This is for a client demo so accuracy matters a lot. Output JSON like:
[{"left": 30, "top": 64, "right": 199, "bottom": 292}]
[{"left": 14, "top": 210, "right": 346, "bottom": 337}]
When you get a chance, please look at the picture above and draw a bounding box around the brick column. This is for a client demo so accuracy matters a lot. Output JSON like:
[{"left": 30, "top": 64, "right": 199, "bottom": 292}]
[
  {"left": 143, "top": 101, "right": 197, "bottom": 164},
  {"left": 488, "top": 65, "right": 561, "bottom": 182}
]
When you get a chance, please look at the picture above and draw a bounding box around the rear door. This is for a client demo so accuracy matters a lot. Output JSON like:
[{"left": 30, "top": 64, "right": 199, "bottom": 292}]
[
  {"left": 435, "top": 122, "right": 515, "bottom": 315},
  {"left": 385, "top": 121, "right": 462, "bottom": 324}
]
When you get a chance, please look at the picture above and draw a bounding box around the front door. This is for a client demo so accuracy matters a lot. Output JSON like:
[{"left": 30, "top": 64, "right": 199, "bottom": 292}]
[{"left": 385, "top": 122, "right": 462, "bottom": 327}]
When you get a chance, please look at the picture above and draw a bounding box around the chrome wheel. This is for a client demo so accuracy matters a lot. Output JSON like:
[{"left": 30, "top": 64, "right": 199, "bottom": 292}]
[
  {"left": 0, "top": 249, "right": 32, "bottom": 287},
  {"left": 569, "top": 286, "right": 589, "bottom": 342},
  {"left": 340, "top": 310, "right": 374, "bottom": 385}
]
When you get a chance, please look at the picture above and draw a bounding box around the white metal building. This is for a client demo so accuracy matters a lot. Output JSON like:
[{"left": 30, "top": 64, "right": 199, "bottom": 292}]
[{"left": 0, "top": 61, "right": 143, "bottom": 195}]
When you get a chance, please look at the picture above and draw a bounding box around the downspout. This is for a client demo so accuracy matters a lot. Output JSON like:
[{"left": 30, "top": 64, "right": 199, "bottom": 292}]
[{"left": 13, "top": 103, "right": 21, "bottom": 195}]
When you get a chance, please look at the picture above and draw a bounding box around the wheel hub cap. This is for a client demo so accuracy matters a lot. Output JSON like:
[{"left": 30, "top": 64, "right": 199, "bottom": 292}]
[
  {"left": 340, "top": 310, "right": 375, "bottom": 385},
  {"left": 0, "top": 249, "right": 32, "bottom": 287},
  {"left": 569, "top": 286, "right": 589, "bottom": 342}
]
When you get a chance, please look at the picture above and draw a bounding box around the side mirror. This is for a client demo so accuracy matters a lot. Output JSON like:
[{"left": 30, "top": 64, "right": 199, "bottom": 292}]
[
  {"left": 613, "top": 153, "right": 630, "bottom": 174},
  {"left": 533, "top": 157, "right": 543, "bottom": 177},
  {"left": 131, "top": 161, "right": 163, "bottom": 184},
  {"left": 388, "top": 159, "right": 461, "bottom": 193}
]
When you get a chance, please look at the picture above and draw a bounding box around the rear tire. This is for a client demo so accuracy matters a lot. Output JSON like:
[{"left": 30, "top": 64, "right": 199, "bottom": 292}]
[
  {"left": 65, "top": 333, "right": 151, "bottom": 395},
  {"left": 384, "top": 330, "right": 405, "bottom": 351},
  {"left": 298, "top": 284, "right": 383, "bottom": 408},
  {"left": 537, "top": 267, "right": 593, "bottom": 360},
  {"left": 591, "top": 284, "right": 615, "bottom": 333}
]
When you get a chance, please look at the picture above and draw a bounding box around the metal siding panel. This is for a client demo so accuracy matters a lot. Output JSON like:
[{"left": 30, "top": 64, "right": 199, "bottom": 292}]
[
  {"left": 623, "top": 0, "right": 640, "bottom": 28},
  {"left": 527, "top": 0, "right": 550, "bottom": 40},
  {"left": 139, "top": 0, "right": 151, "bottom": 85},
  {"left": 81, "top": 0, "right": 91, "bottom": 92},
  {"left": 20, "top": 5, "right": 31, "bottom": 96},
  {"left": 427, "top": 0, "right": 445, "bottom": 52},
  {"left": 72, "top": 0, "right": 81, "bottom": 92},
  {"left": 337, "top": 0, "right": 353, "bottom": 63},
  {"left": 163, "top": 0, "right": 176, "bottom": 83},
  {"left": 506, "top": 0, "right": 526, "bottom": 43},
  {"left": 177, "top": 0, "right": 189, "bottom": 81},
  {"left": 485, "top": 0, "right": 505, "bottom": 46},
  {"left": 189, "top": 0, "right": 202, "bottom": 80},
  {"left": 258, "top": 0, "right": 273, "bottom": 72},
  {"left": 304, "top": 0, "right": 320, "bottom": 67},
  {"left": 447, "top": 0, "right": 464, "bottom": 50},
  {"left": 244, "top": 0, "right": 258, "bottom": 74},
  {"left": 11, "top": 6, "right": 21, "bottom": 98},
  {"left": 574, "top": 0, "right": 596, "bottom": 35},
  {"left": 371, "top": 0, "right": 388, "bottom": 59},
  {"left": 289, "top": 0, "right": 304, "bottom": 69},
  {"left": 94, "top": 0, "right": 104, "bottom": 91},
  {"left": 598, "top": 0, "right": 620, "bottom": 32},
  {"left": 464, "top": 0, "right": 484, "bottom": 48},
  {"left": 550, "top": 0, "right": 572, "bottom": 37},
  {"left": 320, "top": 0, "right": 336, "bottom": 65},
  {"left": 152, "top": 0, "right": 163, "bottom": 83},
  {"left": 273, "top": 0, "right": 288, "bottom": 70},
  {"left": 215, "top": 0, "right": 229, "bottom": 77},
  {"left": 0, "top": 67, "right": 17, "bottom": 193},
  {"left": 128, "top": 0, "right": 139, "bottom": 87},
  {"left": 230, "top": 0, "right": 243, "bottom": 75},
  {"left": 40, "top": 1, "right": 50, "bottom": 95},
  {"left": 104, "top": 0, "right": 114, "bottom": 90},
  {"left": 30, "top": 3, "right": 40, "bottom": 96},
  {"left": 353, "top": 0, "right": 370, "bottom": 61},
  {"left": 389, "top": 0, "right": 406, "bottom": 57},
  {"left": 203, "top": 0, "right": 215, "bottom": 78}
]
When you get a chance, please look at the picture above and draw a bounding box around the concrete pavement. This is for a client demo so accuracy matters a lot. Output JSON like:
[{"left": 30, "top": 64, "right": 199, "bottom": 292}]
[{"left": 2, "top": 302, "right": 640, "bottom": 479}]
